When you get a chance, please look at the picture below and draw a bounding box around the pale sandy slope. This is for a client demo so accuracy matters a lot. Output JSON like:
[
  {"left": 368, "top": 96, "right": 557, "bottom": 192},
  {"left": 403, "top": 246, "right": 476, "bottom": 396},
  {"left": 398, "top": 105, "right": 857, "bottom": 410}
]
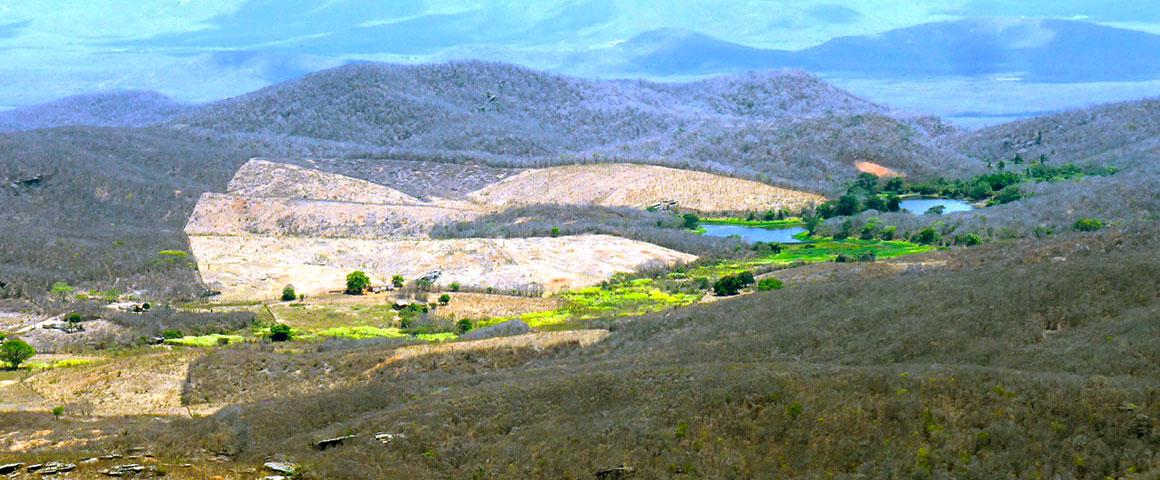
[
  {"left": 469, "top": 163, "right": 825, "bottom": 212},
  {"left": 185, "top": 193, "right": 485, "bottom": 239},
  {"left": 190, "top": 234, "right": 697, "bottom": 301},
  {"left": 228, "top": 158, "right": 426, "bottom": 205}
]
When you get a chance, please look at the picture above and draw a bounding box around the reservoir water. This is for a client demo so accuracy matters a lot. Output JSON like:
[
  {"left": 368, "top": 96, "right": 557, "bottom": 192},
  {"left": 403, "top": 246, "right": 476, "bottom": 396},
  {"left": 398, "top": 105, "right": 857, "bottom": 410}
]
[
  {"left": 701, "top": 224, "right": 807, "bottom": 244},
  {"left": 899, "top": 198, "right": 975, "bottom": 215}
]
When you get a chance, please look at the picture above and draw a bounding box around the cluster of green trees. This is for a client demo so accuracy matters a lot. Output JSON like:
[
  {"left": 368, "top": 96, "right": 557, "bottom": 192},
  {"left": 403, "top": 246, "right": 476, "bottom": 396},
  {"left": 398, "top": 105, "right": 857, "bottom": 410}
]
[
  {"left": 713, "top": 271, "right": 755, "bottom": 296},
  {"left": 814, "top": 158, "right": 1117, "bottom": 221}
]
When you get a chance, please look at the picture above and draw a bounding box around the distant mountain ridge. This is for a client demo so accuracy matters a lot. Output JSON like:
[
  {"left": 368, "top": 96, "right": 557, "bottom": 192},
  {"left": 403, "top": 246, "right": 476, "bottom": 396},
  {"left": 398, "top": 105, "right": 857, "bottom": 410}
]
[
  {"left": 581, "top": 19, "right": 1160, "bottom": 83},
  {"left": 0, "top": 91, "right": 192, "bottom": 132},
  {"left": 161, "top": 61, "right": 980, "bottom": 192}
]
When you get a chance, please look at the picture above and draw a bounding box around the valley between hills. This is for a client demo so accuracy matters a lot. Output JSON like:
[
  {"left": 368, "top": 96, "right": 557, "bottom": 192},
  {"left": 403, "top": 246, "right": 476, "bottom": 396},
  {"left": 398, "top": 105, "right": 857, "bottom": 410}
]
[{"left": 0, "top": 61, "right": 1157, "bottom": 479}]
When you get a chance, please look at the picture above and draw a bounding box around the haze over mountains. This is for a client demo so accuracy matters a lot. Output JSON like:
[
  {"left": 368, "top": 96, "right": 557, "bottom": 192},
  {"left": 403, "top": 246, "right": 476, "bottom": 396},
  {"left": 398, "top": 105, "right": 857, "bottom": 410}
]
[
  {"left": 1, "top": 0, "right": 1158, "bottom": 126},
  {"left": 585, "top": 19, "right": 1160, "bottom": 82}
]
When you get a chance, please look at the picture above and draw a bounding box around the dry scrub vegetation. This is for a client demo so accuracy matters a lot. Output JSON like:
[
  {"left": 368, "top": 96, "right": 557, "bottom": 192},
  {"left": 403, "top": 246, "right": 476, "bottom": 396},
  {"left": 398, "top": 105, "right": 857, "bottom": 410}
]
[{"left": 0, "top": 227, "right": 1153, "bottom": 479}]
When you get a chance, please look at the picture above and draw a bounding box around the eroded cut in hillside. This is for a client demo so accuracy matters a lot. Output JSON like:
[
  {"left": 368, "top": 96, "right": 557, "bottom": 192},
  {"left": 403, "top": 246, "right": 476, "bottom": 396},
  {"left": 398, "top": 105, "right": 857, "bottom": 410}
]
[
  {"left": 468, "top": 163, "right": 825, "bottom": 212},
  {"left": 186, "top": 159, "right": 699, "bottom": 300}
]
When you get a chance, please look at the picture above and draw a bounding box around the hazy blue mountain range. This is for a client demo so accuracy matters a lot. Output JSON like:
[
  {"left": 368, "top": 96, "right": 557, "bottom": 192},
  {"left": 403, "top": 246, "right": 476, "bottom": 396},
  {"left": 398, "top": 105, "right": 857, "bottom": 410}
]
[
  {"left": 0, "top": 91, "right": 192, "bottom": 132},
  {"left": 578, "top": 19, "right": 1160, "bottom": 82}
]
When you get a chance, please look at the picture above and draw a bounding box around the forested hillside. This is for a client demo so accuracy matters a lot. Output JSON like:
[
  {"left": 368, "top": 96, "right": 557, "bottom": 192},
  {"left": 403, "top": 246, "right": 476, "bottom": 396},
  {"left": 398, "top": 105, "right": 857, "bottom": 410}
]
[
  {"left": 175, "top": 61, "right": 978, "bottom": 192},
  {"left": 0, "top": 127, "right": 257, "bottom": 299},
  {"left": 0, "top": 91, "right": 192, "bottom": 132},
  {"left": 1, "top": 62, "right": 1155, "bottom": 301}
]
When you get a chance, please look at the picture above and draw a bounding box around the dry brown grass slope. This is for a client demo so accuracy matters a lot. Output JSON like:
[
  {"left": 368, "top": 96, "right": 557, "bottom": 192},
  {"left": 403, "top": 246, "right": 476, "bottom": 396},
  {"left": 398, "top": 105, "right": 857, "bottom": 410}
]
[
  {"left": 469, "top": 163, "right": 825, "bottom": 212},
  {"left": 228, "top": 158, "right": 425, "bottom": 205}
]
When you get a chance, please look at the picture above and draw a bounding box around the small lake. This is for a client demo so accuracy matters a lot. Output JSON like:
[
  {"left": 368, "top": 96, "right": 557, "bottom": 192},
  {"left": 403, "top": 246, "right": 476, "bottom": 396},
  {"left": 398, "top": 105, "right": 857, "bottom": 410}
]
[
  {"left": 899, "top": 198, "right": 975, "bottom": 215},
  {"left": 701, "top": 224, "right": 806, "bottom": 244}
]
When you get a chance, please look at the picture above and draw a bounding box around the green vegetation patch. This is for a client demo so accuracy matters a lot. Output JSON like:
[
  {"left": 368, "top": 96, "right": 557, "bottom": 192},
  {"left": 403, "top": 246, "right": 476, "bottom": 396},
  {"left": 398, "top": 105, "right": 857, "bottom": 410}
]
[
  {"left": 23, "top": 358, "right": 97, "bottom": 370},
  {"left": 484, "top": 278, "right": 702, "bottom": 329},
  {"left": 165, "top": 334, "right": 244, "bottom": 347},
  {"left": 315, "top": 326, "right": 408, "bottom": 340},
  {"left": 692, "top": 238, "right": 933, "bottom": 278}
]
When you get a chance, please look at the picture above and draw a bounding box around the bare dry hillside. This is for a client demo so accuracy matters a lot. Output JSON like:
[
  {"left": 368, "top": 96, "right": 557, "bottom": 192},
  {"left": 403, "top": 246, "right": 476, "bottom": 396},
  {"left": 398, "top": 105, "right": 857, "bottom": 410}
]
[
  {"left": 228, "top": 159, "right": 425, "bottom": 205},
  {"left": 190, "top": 234, "right": 695, "bottom": 300},
  {"left": 185, "top": 193, "right": 484, "bottom": 239},
  {"left": 186, "top": 159, "right": 700, "bottom": 300},
  {"left": 469, "top": 163, "right": 824, "bottom": 212}
]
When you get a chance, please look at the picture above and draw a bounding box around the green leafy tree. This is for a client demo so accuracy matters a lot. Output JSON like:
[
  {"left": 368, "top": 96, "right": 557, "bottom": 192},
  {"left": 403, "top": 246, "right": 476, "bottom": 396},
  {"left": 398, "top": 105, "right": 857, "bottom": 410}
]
[
  {"left": 50, "top": 281, "right": 74, "bottom": 301},
  {"left": 449, "top": 282, "right": 461, "bottom": 292},
  {"left": 270, "top": 323, "right": 293, "bottom": 342},
  {"left": 161, "top": 329, "right": 184, "bottom": 340},
  {"left": 346, "top": 271, "right": 371, "bottom": 295},
  {"left": 835, "top": 194, "right": 861, "bottom": 216},
  {"left": 1073, "top": 218, "right": 1104, "bottom": 232},
  {"left": 438, "top": 294, "right": 451, "bottom": 306},
  {"left": 280, "top": 284, "right": 297, "bottom": 302},
  {"left": 757, "top": 278, "right": 783, "bottom": 291},
  {"left": 456, "top": 319, "right": 473, "bottom": 334},
  {"left": 52, "top": 406, "right": 65, "bottom": 419},
  {"left": 550, "top": 227, "right": 560, "bottom": 238},
  {"left": 1, "top": 339, "right": 35, "bottom": 370},
  {"left": 682, "top": 213, "right": 700, "bottom": 230},
  {"left": 913, "top": 227, "right": 941, "bottom": 245},
  {"left": 884, "top": 177, "right": 906, "bottom": 193},
  {"left": 391, "top": 274, "right": 405, "bottom": 289},
  {"left": 854, "top": 173, "right": 880, "bottom": 194}
]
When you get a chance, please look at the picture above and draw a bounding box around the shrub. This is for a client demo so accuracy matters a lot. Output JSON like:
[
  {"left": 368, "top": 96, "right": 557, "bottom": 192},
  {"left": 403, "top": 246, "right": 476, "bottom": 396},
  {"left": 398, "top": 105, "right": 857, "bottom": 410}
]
[
  {"left": 391, "top": 274, "right": 405, "bottom": 288},
  {"left": 280, "top": 284, "right": 297, "bottom": 302},
  {"left": 835, "top": 253, "right": 854, "bottom": 263},
  {"left": 1, "top": 339, "right": 35, "bottom": 370},
  {"left": 991, "top": 185, "right": 1023, "bottom": 205},
  {"left": 857, "top": 252, "right": 877, "bottom": 262},
  {"left": 913, "top": 227, "right": 941, "bottom": 245},
  {"left": 550, "top": 227, "right": 560, "bottom": 238},
  {"left": 879, "top": 225, "right": 897, "bottom": 240},
  {"left": 270, "top": 324, "right": 292, "bottom": 342},
  {"left": 449, "top": 282, "right": 461, "bottom": 292},
  {"left": 65, "top": 313, "right": 83, "bottom": 324},
  {"left": 161, "top": 329, "right": 184, "bottom": 340},
  {"left": 713, "top": 272, "right": 755, "bottom": 296},
  {"left": 346, "top": 271, "right": 371, "bottom": 295},
  {"left": 456, "top": 319, "right": 473, "bottom": 334},
  {"left": 438, "top": 294, "right": 451, "bottom": 306},
  {"left": 50, "top": 281, "right": 75, "bottom": 300},
  {"left": 959, "top": 233, "right": 983, "bottom": 246},
  {"left": 757, "top": 278, "right": 784, "bottom": 291},
  {"left": 682, "top": 213, "right": 700, "bottom": 230},
  {"left": 1074, "top": 218, "right": 1104, "bottom": 232},
  {"left": 52, "top": 406, "right": 64, "bottom": 419},
  {"left": 925, "top": 205, "right": 946, "bottom": 215}
]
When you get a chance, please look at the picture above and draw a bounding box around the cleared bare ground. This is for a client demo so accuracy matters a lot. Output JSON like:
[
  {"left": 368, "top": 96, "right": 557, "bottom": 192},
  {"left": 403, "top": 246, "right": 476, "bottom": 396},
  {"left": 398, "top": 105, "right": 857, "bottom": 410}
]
[
  {"left": 228, "top": 158, "right": 425, "bottom": 205},
  {"left": 185, "top": 193, "right": 485, "bottom": 238},
  {"left": 186, "top": 159, "right": 723, "bottom": 301},
  {"left": 469, "top": 163, "right": 825, "bottom": 212},
  {"left": 190, "top": 234, "right": 696, "bottom": 301}
]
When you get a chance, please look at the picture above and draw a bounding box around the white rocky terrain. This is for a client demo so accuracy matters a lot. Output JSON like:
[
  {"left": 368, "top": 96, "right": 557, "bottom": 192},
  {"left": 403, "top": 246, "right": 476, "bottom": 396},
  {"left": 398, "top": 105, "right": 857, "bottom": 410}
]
[{"left": 186, "top": 159, "right": 711, "bottom": 300}]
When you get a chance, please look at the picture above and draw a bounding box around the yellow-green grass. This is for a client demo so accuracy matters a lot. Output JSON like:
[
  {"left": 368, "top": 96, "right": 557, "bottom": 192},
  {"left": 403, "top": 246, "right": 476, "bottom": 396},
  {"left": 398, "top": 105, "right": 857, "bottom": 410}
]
[
  {"left": 165, "top": 334, "right": 245, "bottom": 347},
  {"left": 690, "top": 238, "right": 934, "bottom": 278},
  {"left": 23, "top": 358, "right": 98, "bottom": 370},
  {"left": 481, "top": 278, "right": 701, "bottom": 329},
  {"left": 269, "top": 303, "right": 399, "bottom": 332}
]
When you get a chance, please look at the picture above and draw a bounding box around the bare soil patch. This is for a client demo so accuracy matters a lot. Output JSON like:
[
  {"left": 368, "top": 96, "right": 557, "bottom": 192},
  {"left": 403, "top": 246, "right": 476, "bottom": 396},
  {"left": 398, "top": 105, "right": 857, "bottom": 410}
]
[{"left": 469, "top": 163, "right": 825, "bottom": 212}]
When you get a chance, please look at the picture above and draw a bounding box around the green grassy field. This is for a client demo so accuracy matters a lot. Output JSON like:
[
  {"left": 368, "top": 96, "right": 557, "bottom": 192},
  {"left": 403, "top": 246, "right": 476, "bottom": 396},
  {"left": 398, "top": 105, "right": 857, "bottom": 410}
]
[{"left": 690, "top": 237, "right": 934, "bottom": 277}]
